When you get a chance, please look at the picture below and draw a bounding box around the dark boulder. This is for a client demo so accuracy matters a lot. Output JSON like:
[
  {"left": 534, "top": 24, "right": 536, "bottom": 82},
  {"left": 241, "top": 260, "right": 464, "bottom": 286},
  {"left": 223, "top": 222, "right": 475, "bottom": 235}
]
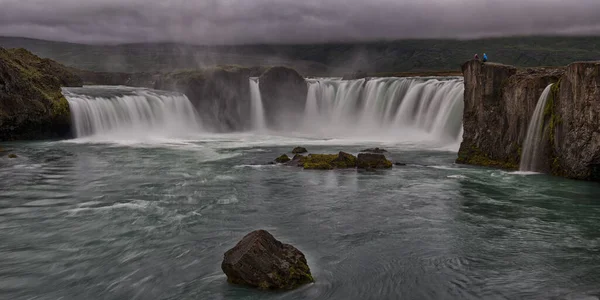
[
  {"left": 394, "top": 162, "right": 407, "bottom": 166},
  {"left": 275, "top": 154, "right": 291, "bottom": 163},
  {"left": 357, "top": 153, "right": 392, "bottom": 169},
  {"left": 7, "top": 153, "right": 17, "bottom": 158},
  {"left": 292, "top": 147, "right": 308, "bottom": 154},
  {"left": 221, "top": 230, "right": 314, "bottom": 290},
  {"left": 361, "top": 147, "right": 388, "bottom": 153},
  {"left": 302, "top": 152, "right": 357, "bottom": 170}
]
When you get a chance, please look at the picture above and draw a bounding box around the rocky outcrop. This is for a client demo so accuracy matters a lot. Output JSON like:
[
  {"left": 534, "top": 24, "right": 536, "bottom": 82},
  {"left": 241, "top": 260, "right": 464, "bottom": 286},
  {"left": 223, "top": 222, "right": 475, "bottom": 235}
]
[
  {"left": 361, "top": 147, "right": 388, "bottom": 153},
  {"left": 457, "top": 60, "right": 563, "bottom": 170},
  {"left": 292, "top": 147, "right": 308, "bottom": 154},
  {"left": 0, "top": 48, "right": 82, "bottom": 140},
  {"left": 258, "top": 67, "right": 308, "bottom": 129},
  {"left": 342, "top": 70, "right": 368, "bottom": 80},
  {"left": 275, "top": 154, "right": 291, "bottom": 163},
  {"left": 221, "top": 230, "right": 313, "bottom": 290}
]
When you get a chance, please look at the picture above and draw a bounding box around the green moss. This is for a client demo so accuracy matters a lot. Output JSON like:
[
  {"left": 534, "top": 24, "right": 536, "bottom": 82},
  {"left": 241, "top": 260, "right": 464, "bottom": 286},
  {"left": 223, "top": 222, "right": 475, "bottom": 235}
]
[
  {"left": 304, "top": 161, "right": 334, "bottom": 170},
  {"left": 331, "top": 152, "right": 357, "bottom": 168},
  {"left": 258, "top": 281, "right": 270, "bottom": 290},
  {"left": 456, "top": 145, "right": 519, "bottom": 170},
  {"left": 302, "top": 154, "right": 337, "bottom": 169},
  {"left": 275, "top": 154, "right": 291, "bottom": 163}
]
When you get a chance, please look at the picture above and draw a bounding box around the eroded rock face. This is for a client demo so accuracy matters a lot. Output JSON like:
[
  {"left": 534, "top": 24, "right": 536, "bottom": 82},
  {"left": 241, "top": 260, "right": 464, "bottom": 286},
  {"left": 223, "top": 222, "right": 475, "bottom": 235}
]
[
  {"left": 0, "top": 48, "right": 82, "bottom": 141},
  {"left": 553, "top": 62, "right": 600, "bottom": 180},
  {"left": 221, "top": 230, "right": 314, "bottom": 290},
  {"left": 258, "top": 67, "right": 308, "bottom": 129},
  {"left": 357, "top": 153, "right": 392, "bottom": 169},
  {"left": 457, "top": 60, "right": 563, "bottom": 170}
]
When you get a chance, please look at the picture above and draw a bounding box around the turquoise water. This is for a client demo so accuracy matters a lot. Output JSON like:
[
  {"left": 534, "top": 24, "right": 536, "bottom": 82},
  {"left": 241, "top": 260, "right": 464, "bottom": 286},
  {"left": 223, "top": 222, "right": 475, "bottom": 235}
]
[{"left": 1, "top": 135, "right": 599, "bottom": 299}]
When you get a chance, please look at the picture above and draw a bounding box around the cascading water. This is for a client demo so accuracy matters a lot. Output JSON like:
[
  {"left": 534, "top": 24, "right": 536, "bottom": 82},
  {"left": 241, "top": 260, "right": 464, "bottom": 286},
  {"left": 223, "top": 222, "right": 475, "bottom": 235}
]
[
  {"left": 301, "top": 77, "right": 464, "bottom": 143},
  {"left": 249, "top": 78, "right": 267, "bottom": 131},
  {"left": 520, "top": 84, "right": 554, "bottom": 172},
  {"left": 63, "top": 86, "right": 202, "bottom": 139}
]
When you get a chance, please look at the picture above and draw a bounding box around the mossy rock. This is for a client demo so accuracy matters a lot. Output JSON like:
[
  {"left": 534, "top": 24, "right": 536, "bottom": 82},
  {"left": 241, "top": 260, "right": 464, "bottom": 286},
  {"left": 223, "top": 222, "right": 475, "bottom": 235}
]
[
  {"left": 7, "top": 153, "right": 17, "bottom": 158},
  {"left": 302, "top": 154, "right": 337, "bottom": 169},
  {"left": 275, "top": 154, "right": 291, "bottom": 163},
  {"left": 0, "top": 47, "right": 82, "bottom": 141},
  {"left": 292, "top": 147, "right": 308, "bottom": 154},
  {"left": 222, "top": 230, "right": 314, "bottom": 290},
  {"left": 360, "top": 147, "right": 387, "bottom": 153},
  {"left": 357, "top": 153, "right": 392, "bottom": 169},
  {"left": 331, "top": 151, "right": 357, "bottom": 168}
]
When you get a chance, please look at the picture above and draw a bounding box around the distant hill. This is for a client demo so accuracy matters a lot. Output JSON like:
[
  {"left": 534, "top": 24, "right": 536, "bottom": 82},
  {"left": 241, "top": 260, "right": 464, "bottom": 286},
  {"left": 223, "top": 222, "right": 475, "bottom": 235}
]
[{"left": 1, "top": 36, "right": 599, "bottom": 76}]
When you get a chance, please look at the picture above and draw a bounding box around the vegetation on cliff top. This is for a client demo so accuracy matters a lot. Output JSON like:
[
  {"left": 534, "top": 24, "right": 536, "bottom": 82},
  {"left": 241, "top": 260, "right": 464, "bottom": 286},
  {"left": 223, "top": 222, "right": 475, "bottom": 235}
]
[{"left": 3, "top": 36, "right": 600, "bottom": 75}]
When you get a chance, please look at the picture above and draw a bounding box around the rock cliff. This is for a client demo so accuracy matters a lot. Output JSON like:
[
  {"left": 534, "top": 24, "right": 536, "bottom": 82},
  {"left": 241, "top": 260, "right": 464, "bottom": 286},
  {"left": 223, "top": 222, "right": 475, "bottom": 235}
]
[
  {"left": 0, "top": 48, "right": 82, "bottom": 140},
  {"left": 458, "top": 59, "right": 600, "bottom": 181},
  {"left": 553, "top": 62, "right": 600, "bottom": 180}
]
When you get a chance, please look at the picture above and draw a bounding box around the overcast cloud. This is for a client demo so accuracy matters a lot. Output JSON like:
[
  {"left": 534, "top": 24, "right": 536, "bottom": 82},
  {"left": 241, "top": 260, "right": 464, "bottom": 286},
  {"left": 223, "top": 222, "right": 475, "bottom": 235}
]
[{"left": 0, "top": 0, "right": 599, "bottom": 44}]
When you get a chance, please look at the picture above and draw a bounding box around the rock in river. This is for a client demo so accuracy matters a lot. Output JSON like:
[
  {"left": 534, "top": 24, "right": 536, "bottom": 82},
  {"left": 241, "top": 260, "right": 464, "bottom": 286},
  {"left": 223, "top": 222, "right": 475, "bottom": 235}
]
[
  {"left": 275, "top": 154, "right": 291, "bottom": 163},
  {"left": 357, "top": 153, "right": 392, "bottom": 169},
  {"left": 361, "top": 147, "right": 388, "bottom": 153},
  {"left": 292, "top": 147, "right": 308, "bottom": 154},
  {"left": 221, "top": 230, "right": 314, "bottom": 290}
]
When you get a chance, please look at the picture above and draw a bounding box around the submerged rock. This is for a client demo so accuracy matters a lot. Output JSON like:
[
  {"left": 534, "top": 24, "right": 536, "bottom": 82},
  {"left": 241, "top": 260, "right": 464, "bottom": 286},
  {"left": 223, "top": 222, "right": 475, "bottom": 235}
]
[
  {"left": 361, "top": 147, "right": 388, "bottom": 153},
  {"left": 221, "top": 230, "right": 314, "bottom": 290},
  {"left": 357, "top": 153, "right": 392, "bottom": 169},
  {"left": 292, "top": 147, "right": 308, "bottom": 154},
  {"left": 394, "top": 162, "right": 407, "bottom": 166},
  {"left": 275, "top": 154, "right": 291, "bottom": 163},
  {"left": 7, "top": 153, "right": 17, "bottom": 158}
]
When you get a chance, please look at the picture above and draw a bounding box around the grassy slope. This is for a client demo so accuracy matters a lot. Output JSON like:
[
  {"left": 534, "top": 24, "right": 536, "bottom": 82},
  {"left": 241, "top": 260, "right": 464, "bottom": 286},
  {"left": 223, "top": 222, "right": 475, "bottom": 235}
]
[{"left": 0, "top": 36, "right": 599, "bottom": 75}]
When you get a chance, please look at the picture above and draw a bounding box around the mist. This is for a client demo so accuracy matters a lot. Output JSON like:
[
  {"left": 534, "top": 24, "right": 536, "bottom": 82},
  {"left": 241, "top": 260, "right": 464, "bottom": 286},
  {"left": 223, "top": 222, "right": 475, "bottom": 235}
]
[{"left": 1, "top": 0, "right": 600, "bottom": 45}]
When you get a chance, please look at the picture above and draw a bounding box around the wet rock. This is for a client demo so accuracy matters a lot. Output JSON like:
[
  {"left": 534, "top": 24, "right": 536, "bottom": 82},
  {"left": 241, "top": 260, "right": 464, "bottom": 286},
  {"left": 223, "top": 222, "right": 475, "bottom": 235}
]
[
  {"left": 292, "top": 147, "right": 308, "bottom": 154},
  {"left": 361, "top": 147, "right": 388, "bottom": 153},
  {"left": 275, "top": 154, "right": 291, "bottom": 163},
  {"left": 331, "top": 151, "right": 357, "bottom": 168},
  {"left": 286, "top": 154, "right": 307, "bottom": 167},
  {"left": 357, "top": 153, "right": 392, "bottom": 169},
  {"left": 7, "top": 153, "right": 17, "bottom": 158},
  {"left": 303, "top": 154, "right": 336, "bottom": 170},
  {"left": 221, "top": 230, "right": 314, "bottom": 290},
  {"left": 394, "top": 162, "right": 407, "bottom": 166}
]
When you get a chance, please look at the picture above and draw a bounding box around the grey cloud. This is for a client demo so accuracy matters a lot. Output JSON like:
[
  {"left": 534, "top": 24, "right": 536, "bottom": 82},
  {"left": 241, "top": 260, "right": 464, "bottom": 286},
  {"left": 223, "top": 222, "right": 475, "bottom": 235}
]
[{"left": 0, "top": 0, "right": 599, "bottom": 44}]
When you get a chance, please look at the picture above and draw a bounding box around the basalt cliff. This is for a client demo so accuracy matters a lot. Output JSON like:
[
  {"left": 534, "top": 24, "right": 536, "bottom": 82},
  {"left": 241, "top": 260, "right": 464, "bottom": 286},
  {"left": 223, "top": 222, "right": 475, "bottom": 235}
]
[{"left": 457, "top": 59, "right": 600, "bottom": 181}]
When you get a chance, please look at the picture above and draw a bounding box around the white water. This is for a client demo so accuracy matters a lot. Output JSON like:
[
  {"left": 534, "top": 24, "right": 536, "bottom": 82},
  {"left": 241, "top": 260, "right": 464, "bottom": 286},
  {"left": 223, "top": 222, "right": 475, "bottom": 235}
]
[
  {"left": 249, "top": 78, "right": 267, "bottom": 131},
  {"left": 64, "top": 86, "right": 202, "bottom": 140},
  {"left": 520, "top": 84, "right": 554, "bottom": 172},
  {"left": 299, "top": 77, "right": 464, "bottom": 143}
]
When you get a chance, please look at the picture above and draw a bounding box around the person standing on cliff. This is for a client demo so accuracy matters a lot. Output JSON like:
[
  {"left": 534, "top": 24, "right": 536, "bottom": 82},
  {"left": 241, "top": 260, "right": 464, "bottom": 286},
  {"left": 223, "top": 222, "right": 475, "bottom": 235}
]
[
  {"left": 474, "top": 54, "right": 479, "bottom": 60},
  {"left": 483, "top": 53, "right": 488, "bottom": 62}
]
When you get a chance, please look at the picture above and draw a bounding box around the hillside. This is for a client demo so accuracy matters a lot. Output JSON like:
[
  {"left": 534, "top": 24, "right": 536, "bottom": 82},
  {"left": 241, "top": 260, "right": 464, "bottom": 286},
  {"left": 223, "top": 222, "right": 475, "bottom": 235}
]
[{"left": 1, "top": 36, "right": 599, "bottom": 76}]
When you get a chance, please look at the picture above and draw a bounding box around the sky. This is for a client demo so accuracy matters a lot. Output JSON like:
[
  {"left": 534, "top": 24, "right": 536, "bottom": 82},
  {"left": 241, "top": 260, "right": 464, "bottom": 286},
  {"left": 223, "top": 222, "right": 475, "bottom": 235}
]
[{"left": 1, "top": 0, "right": 600, "bottom": 45}]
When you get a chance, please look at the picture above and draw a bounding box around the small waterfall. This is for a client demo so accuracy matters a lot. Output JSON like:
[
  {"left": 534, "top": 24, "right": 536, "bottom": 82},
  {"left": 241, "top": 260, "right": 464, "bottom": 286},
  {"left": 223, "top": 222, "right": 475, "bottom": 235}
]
[
  {"left": 520, "top": 84, "right": 554, "bottom": 172},
  {"left": 301, "top": 77, "right": 464, "bottom": 142},
  {"left": 63, "top": 86, "right": 202, "bottom": 139},
  {"left": 249, "top": 78, "right": 267, "bottom": 131}
]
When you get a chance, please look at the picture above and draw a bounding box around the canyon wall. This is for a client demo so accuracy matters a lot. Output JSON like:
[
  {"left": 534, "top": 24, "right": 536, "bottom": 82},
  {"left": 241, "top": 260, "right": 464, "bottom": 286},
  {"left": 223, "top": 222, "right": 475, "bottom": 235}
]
[{"left": 458, "top": 59, "right": 600, "bottom": 181}]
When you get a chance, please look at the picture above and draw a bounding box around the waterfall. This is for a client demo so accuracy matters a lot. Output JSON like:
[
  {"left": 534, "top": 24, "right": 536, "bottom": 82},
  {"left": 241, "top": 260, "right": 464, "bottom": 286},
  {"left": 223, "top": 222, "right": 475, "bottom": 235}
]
[
  {"left": 301, "top": 77, "right": 464, "bottom": 142},
  {"left": 63, "top": 86, "right": 202, "bottom": 139},
  {"left": 520, "top": 84, "right": 554, "bottom": 172},
  {"left": 249, "top": 78, "right": 267, "bottom": 131}
]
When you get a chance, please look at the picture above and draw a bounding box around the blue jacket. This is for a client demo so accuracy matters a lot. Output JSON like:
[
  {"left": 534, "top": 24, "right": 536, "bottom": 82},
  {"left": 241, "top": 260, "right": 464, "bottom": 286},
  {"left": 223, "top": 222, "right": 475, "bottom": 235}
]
[{"left": 483, "top": 54, "right": 488, "bottom": 62}]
